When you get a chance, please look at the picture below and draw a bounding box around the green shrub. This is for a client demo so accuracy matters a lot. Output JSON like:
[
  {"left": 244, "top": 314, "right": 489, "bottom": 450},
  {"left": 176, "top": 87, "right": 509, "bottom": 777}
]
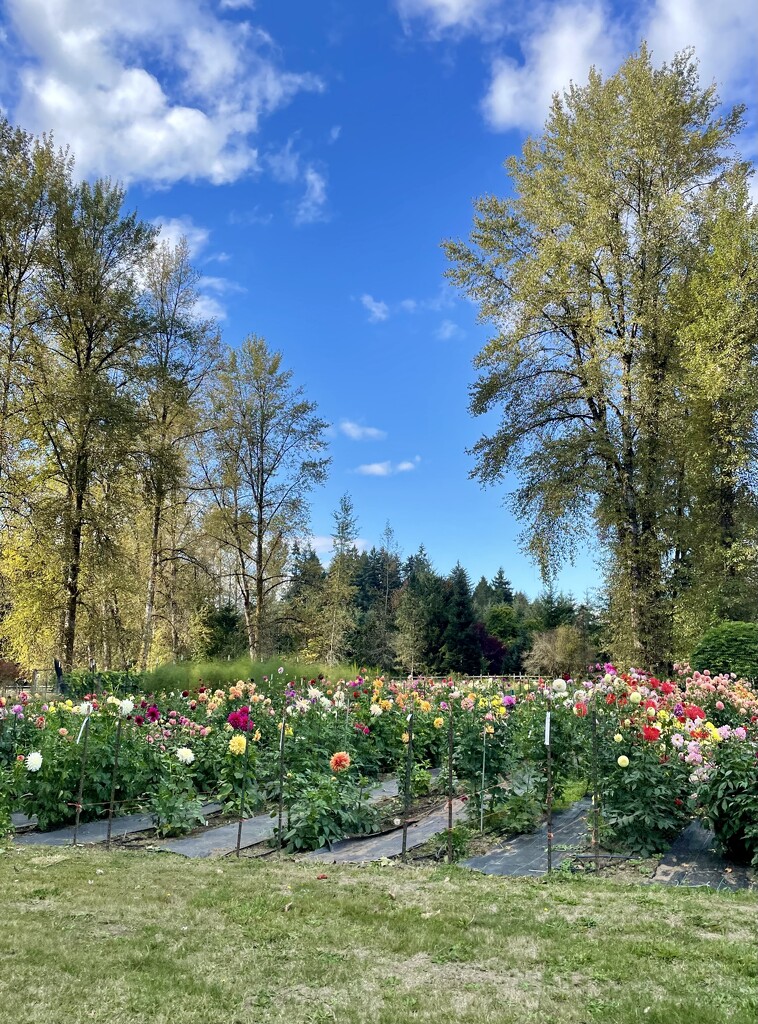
[
  {"left": 278, "top": 772, "right": 378, "bottom": 852},
  {"left": 691, "top": 621, "right": 758, "bottom": 679},
  {"left": 697, "top": 735, "right": 758, "bottom": 866},
  {"left": 149, "top": 782, "right": 207, "bottom": 838},
  {"left": 432, "top": 823, "right": 472, "bottom": 861},
  {"left": 600, "top": 744, "right": 691, "bottom": 856}
]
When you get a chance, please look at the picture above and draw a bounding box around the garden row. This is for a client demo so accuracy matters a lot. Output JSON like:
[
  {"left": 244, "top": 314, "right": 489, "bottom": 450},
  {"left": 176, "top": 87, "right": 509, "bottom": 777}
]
[{"left": 1, "top": 665, "right": 757, "bottom": 863}]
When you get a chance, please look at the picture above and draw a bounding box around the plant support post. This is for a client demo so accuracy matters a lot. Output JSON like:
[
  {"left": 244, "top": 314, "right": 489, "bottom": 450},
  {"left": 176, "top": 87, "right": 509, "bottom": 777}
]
[
  {"left": 447, "top": 705, "right": 454, "bottom": 864},
  {"left": 591, "top": 693, "right": 601, "bottom": 872},
  {"left": 277, "top": 706, "right": 286, "bottom": 851},
  {"left": 401, "top": 710, "right": 414, "bottom": 861},
  {"left": 545, "top": 696, "right": 553, "bottom": 874},
  {"left": 236, "top": 729, "right": 252, "bottom": 858},
  {"left": 105, "top": 718, "right": 123, "bottom": 850},
  {"left": 72, "top": 715, "right": 91, "bottom": 846},
  {"left": 480, "top": 727, "right": 487, "bottom": 834}
]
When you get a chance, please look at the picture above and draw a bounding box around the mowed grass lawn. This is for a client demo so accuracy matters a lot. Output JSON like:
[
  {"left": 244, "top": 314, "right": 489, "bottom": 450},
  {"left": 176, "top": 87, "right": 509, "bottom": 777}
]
[{"left": 1, "top": 846, "right": 756, "bottom": 1024}]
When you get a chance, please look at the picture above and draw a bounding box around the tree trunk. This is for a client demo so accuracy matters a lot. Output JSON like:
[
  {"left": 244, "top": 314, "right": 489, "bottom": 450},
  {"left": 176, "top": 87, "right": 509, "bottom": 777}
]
[
  {"left": 254, "top": 520, "right": 264, "bottom": 662},
  {"left": 139, "top": 496, "right": 163, "bottom": 671},
  {"left": 62, "top": 481, "right": 86, "bottom": 671},
  {"left": 241, "top": 583, "right": 255, "bottom": 660}
]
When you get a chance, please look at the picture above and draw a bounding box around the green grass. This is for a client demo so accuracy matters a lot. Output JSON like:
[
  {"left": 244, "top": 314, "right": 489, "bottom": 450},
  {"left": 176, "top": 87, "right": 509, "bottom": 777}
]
[
  {"left": 143, "top": 656, "right": 371, "bottom": 692},
  {"left": 1, "top": 846, "right": 756, "bottom": 1023}
]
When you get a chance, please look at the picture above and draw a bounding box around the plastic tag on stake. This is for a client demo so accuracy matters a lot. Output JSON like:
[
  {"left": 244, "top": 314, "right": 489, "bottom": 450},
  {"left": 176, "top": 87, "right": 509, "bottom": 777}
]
[{"left": 544, "top": 712, "right": 551, "bottom": 746}]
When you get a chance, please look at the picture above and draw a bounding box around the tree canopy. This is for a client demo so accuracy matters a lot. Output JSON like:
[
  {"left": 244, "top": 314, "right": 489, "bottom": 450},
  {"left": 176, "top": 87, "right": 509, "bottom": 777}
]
[{"left": 444, "top": 47, "right": 758, "bottom": 668}]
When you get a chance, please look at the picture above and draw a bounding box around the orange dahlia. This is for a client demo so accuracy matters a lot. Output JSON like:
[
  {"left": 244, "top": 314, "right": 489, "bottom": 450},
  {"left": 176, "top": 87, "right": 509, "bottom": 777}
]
[{"left": 330, "top": 751, "right": 351, "bottom": 773}]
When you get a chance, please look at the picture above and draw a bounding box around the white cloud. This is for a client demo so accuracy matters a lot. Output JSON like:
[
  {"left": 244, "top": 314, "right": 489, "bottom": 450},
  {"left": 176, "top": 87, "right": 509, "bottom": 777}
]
[
  {"left": 396, "top": 0, "right": 502, "bottom": 37},
  {"left": 356, "top": 461, "right": 393, "bottom": 476},
  {"left": 2, "top": 0, "right": 323, "bottom": 186},
  {"left": 309, "top": 535, "right": 335, "bottom": 556},
  {"left": 309, "top": 534, "right": 369, "bottom": 557},
  {"left": 220, "top": 0, "right": 256, "bottom": 9},
  {"left": 645, "top": 0, "right": 758, "bottom": 97},
  {"left": 294, "top": 166, "right": 328, "bottom": 225},
  {"left": 329, "top": 125, "right": 342, "bottom": 143},
  {"left": 436, "top": 319, "right": 463, "bottom": 340},
  {"left": 360, "top": 294, "right": 390, "bottom": 323},
  {"left": 355, "top": 457, "right": 420, "bottom": 476},
  {"left": 340, "top": 421, "right": 387, "bottom": 441},
  {"left": 197, "top": 275, "right": 245, "bottom": 295},
  {"left": 482, "top": 4, "right": 621, "bottom": 132},
  {"left": 152, "top": 215, "right": 210, "bottom": 258},
  {"left": 193, "top": 292, "right": 227, "bottom": 321},
  {"left": 404, "top": 0, "right": 756, "bottom": 137}
]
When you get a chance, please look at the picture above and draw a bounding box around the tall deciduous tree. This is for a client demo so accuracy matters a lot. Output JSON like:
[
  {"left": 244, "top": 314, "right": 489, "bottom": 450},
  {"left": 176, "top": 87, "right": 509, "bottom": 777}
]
[
  {"left": 199, "top": 336, "right": 330, "bottom": 659},
  {"left": 30, "top": 178, "right": 156, "bottom": 668},
  {"left": 137, "top": 237, "right": 219, "bottom": 669},
  {"left": 445, "top": 47, "right": 757, "bottom": 668},
  {"left": 0, "top": 119, "right": 70, "bottom": 507}
]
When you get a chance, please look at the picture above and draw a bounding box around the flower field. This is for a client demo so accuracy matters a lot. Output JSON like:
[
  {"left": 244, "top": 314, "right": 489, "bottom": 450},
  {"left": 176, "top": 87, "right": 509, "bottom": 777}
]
[{"left": 1, "top": 665, "right": 757, "bottom": 863}]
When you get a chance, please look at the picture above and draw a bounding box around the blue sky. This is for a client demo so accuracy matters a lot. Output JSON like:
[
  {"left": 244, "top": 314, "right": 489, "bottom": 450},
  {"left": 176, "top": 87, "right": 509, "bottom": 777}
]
[{"left": 1, "top": 0, "right": 755, "bottom": 599}]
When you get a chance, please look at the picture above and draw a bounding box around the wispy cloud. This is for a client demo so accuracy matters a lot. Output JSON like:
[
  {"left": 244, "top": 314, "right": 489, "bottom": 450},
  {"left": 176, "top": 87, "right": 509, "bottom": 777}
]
[
  {"left": 360, "top": 294, "right": 390, "bottom": 323},
  {"left": 339, "top": 420, "right": 387, "bottom": 441},
  {"left": 265, "top": 139, "right": 329, "bottom": 225},
  {"left": 153, "top": 215, "right": 210, "bottom": 258},
  {"left": 295, "top": 166, "right": 329, "bottom": 225},
  {"left": 395, "top": 0, "right": 504, "bottom": 39},
  {"left": 309, "top": 534, "right": 369, "bottom": 557},
  {"left": 359, "top": 286, "right": 453, "bottom": 323},
  {"left": 355, "top": 456, "right": 421, "bottom": 476},
  {"left": 228, "top": 206, "right": 273, "bottom": 227},
  {"left": 435, "top": 319, "right": 464, "bottom": 340},
  {"left": 197, "top": 275, "right": 245, "bottom": 295}
]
